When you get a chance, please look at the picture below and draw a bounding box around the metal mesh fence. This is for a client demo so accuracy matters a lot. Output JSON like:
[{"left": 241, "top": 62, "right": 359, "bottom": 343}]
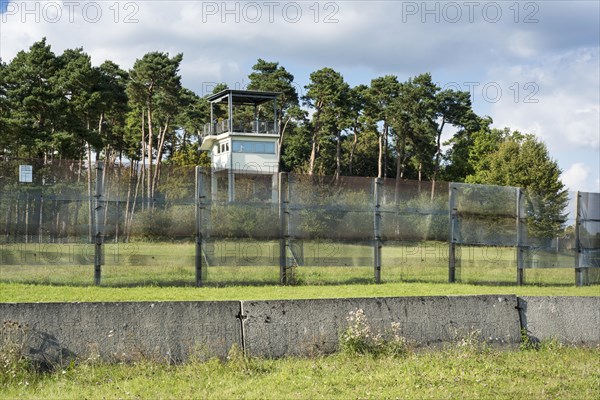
[
  {"left": 99, "top": 164, "right": 197, "bottom": 286},
  {"left": 380, "top": 179, "right": 449, "bottom": 242},
  {"left": 1, "top": 160, "right": 598, "bottom": 287},
  {"left": 284, "top": 174, "right": 374, "bottom": 284},
  {"left": 0, "top": 159, "right": 94, "bottom": 285},
  {"left": 200, "top": 170, "right": 280, "bottom": 285},
  {"left": 378, "top": 180, "right": 448, "bottom": 283},
  {"left": 577, "top": 192, "right": 600, "bottom": 284},
  {"left": 518, "top": 190, "right": 578, "bottom": 285}
]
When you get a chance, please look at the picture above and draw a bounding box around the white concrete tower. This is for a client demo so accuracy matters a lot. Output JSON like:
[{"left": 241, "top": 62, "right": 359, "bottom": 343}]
[{"left": 199, "top": 89, "right": 280, "bottom": 203}]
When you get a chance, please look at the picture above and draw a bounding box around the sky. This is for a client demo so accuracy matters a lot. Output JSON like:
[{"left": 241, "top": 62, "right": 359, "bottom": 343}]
[{"left": 0, "top": 0, "right": 598, "bottom": 192}]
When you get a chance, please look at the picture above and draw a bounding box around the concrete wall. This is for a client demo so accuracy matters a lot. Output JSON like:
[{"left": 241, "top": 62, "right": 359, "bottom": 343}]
[
  {"left": 242, "top": 296, "right": 520, "bottom": 358},
  {"left": 0, "top": 301, "right": 242, "bottom": 365},
  {"left": 1, "top": 296, "right": 598, "bottom": 364},
  {"left": 518, "top": 296, "right": 600, "bottom": 345}
]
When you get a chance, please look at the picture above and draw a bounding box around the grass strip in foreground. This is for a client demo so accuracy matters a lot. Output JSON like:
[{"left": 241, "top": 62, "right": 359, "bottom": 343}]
[{"left": 1, "top": 345, "right": 598, "bottom": 399}]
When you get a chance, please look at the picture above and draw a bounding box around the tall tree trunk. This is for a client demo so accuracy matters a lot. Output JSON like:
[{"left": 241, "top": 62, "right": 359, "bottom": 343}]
[
  {"left": 77, "top": 150, "right": 83, "bottom": 183},
  {"left": 399, "top": 133, "right": 408, "bottom": 179},
  {"left": 278, "top": 116, "right": 291, "bottom": 169},
  {"left": 86, "top": 142, "right": 93, "bottom": 242},
  {"left": 140, "top": 110, "right": 146, "bottom": 212},
  {"left": 418, "top": 162, "right": 423, "bottom": 194},
  {"left": 124, "top": 163, "right": 134, "bottom": 242},
  {"left": 308, "top": 109, "right": 321, "bottom": 176},
  {"left": 431, "top": 119, "right": 445, "bottom": 200},
  {"left": 383, "top": 123, "right": 389, "bottom": 178},
  {"left": 103, "top": 166, "right": 110, "bottom": 238},
  {"left": 153, "top": 118, "right": 170, "bottom": 197},
  {"left": 335, "top": 131, "right": 342, "bottom": 180},
  {"left": 348, "top": 125, "right": 359, "bottom": 176},
  {"left": 146, "top": 104, "right": 154, "bottom": 209},
  {"left": 128, "top": 161, "right": 142, "bottom": 242},
  {"left": 377, "top": 134, "right": 383, "bottom": 179},
  {"left": 394, "top": 133, "right": 407, "bottom": 204}
]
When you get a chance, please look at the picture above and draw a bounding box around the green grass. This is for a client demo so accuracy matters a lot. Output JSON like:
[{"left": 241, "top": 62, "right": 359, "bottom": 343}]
[
  {"left": 1, "top": 240, "right": 597, "bottom": 302},
  {"left": 1, "top": 346, "right": 598, "bottom": 399},
  {"left": 1, "top": 281, "right": 597, "bottom": 303}
]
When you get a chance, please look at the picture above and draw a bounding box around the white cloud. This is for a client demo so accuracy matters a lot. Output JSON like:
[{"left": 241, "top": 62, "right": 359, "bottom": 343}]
[
  {"left": 487, "top": 48, "right": 599, "bottom": 194},
  {"left": 561, "top": 163, "right": 598, "bottom": 193},
  {"left": 490, "top": 48, "right": 599, "bottom": 149}
]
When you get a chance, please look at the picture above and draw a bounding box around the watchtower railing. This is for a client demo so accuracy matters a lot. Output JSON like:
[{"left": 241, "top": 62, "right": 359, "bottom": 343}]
[{"left": 203, "top": 120, "right": 276, "bottom": 136}]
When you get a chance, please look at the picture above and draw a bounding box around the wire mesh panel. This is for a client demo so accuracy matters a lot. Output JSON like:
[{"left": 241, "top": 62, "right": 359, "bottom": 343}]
[
  {"left": 451, "top": 183, "right": 519, "bottom": 285},
  {"left": 380, "top": 179, "right": 449, "bottom": 242},
  {"left": 452, "top": 183, "right": 518, "bottom": 246},
  {"left": 381, "top": 241, "right": 449, "bottom": 283},
  {"left": 99, "top": 164, "right": 197, "bottom": 286},
  {"left": 0, "top": 159, "right": 94, "bottom": 285},
  {"left": 287, "top": 174, "right": 373, "bottom": 241},
  {"left": 520, "top": 189, "right": 576, "bottom": 285},
  {"left": 286, "top": 174, "right": 375, "bottom": 284},
  {"left": 379, "top": 179, "right": 449, "bottom": 282},
  {"left": 578, "top": 192, "right": 600, "bottom": 284},
  {"left": 200, "top": 170, "right": 281, "bottom": 285},
  {"left": 455, "top": 245, "right": 517, "bottom": 284}
]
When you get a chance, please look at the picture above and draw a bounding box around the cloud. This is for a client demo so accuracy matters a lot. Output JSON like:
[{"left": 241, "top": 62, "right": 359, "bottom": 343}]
[
  {"left": 489, "top": 47, "right": 599, "bottom": 152},
  {"left": 561, "top": 163, "right": 598, "bottom": 193}
]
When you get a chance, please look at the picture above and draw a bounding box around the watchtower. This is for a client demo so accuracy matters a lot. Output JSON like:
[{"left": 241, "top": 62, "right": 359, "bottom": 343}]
[{"left": 200, "top": 89, "right": 280, "bottom": 202}]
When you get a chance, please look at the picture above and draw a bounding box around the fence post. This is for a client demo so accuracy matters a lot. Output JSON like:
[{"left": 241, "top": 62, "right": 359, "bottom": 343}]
[
  {"left": 38, "top": 194, "right": 43, "bottom": 244},
  {"left": 278, "top": 172, "right": 289, "bottom": 285},
  {"left": 574, "top": 191, "right": 587, "bottom": 286},
  {"left": 195, "top": 166, "right": 205, "bottom": 287},
  {"left": 94, "top": 161, "right": 104, "bottom": 286},
  {"left": 373, "top": 178, "right": 382, "bottom": 284},
  {"left": 516, "top": 188, "right": 525, "bottom": 285},
  {"left": 448, "top": 184, "right": 457, "bottom": 283}
]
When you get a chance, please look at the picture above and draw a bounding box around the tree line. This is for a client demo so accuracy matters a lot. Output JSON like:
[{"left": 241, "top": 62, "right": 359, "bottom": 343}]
[{"left": 0, "top": 38, "right": 568, "bottom": 234}]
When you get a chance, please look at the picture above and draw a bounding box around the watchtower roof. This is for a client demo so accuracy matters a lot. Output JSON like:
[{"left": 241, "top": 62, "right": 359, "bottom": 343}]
[{"left": 206, "top": 89, "right": 280, "bottom": 105}]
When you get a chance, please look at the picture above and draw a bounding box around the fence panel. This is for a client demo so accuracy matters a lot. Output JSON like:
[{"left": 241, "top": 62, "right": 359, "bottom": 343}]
[
  {"left": 379, "top": 180, "right": 449, "bottom": 282},
  {"left": 97, "top": 164, "right": 197, "bottom": 286},
  {"left": 0, "top": 159, "right": 94, "bottom": 285},
  {"left": 520, "top": 190, "right": 578, "bottom": 285},
  {"left": 1, "top": 159, "right": 598, "bottom": 287},
  {"left": 285, "top": 174, "right": 375, "bottom": 284},
  {"left": 199, "top": 170, "right": 281, "bottom": 285},
  {"left": 450, "top": 183, "right": 519, "bottom": 284}
]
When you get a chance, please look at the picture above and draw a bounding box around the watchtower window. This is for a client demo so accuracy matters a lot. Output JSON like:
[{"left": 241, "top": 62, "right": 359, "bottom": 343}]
[
  {"left": 233, "top": 140, "right": 275, "bottom": 154},
  {"left": 219, "top": 142, "right": 230, "bottom": 153}
]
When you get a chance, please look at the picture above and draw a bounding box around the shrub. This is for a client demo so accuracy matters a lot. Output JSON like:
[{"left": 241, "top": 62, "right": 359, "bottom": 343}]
[
  {"left": 339, "top": 309, "right": 408, "bottom": 357},
  {"left": 129, "top": 209, "right": 172, "bottom": 240}
]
